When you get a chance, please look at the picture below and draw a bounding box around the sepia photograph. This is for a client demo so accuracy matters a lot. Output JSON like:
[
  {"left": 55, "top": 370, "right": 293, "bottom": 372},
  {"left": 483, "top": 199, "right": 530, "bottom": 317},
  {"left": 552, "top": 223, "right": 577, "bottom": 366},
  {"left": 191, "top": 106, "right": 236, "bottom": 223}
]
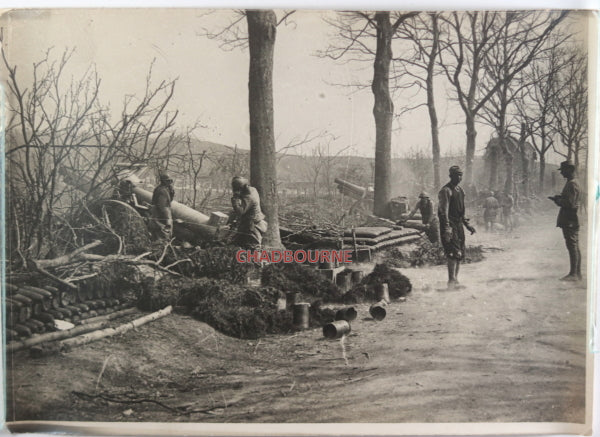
[{"left": 1, "top": 5, "right": 595, "bottom": 435}]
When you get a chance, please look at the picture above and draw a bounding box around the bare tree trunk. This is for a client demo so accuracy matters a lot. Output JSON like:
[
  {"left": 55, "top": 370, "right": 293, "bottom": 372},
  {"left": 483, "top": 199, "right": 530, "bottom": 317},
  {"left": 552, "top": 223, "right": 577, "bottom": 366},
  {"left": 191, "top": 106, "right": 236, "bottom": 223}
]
[
  {"left": 502, "top": 137, "right": 514, "bottom": 195},
  {"left": 427, "top": 13, "right": 441, "bottom": 190},
  {"left": 488, "top": 148, "right": 498, "bottom": 190},
  {"left": 519, "top": 124, "right": 530, "bottom": 198},
  {"left": 372, "top": 12, "right": 394, "bottom": 217},
  {"left": 465, "top": 115, "right": 477, "bottom": 185},
  {"left": 566, "top": 140, "right": 573, "bottom": 162},
  {"left": 247, "top": 10, "right": 282, "bottom": 248},
  {"left": 539, "top": 154, "right": 546, "bottom": 193}
]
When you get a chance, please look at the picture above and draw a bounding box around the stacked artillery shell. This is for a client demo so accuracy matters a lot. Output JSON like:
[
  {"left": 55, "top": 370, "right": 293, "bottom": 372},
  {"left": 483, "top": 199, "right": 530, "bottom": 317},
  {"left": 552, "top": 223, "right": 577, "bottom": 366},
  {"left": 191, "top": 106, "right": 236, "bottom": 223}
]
[
  {"left": 24, "top": 318, "right": 46, "bottom": 334},
  {"left": 5, "top": 298, "right": 31, "bottom": 324},
  {"left": 42, "top": 286, "right": 62, "bottom": 309},
  {"left": 6, "top": 329, "right": 19, "bottom": 342},
  {"left": 5, "top": 279, "right": 134, "bottom": 344},
  {"left": 13, "top": 324, "right": 32, "bottom": 338},
  {"left": 21, "top": 286, "right": 54, "bottom": 309}
]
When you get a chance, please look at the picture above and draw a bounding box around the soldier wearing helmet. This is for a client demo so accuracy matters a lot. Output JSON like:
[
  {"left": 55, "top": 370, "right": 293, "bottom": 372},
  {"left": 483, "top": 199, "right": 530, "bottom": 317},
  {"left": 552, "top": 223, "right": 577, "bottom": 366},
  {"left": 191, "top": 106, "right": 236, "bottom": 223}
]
[
  {"left": 401, "top": 191, "right": 439, "bottom": 244},
  {"left": 149, "top": 171, "right": 175, "bottom": 240},
  {"left": 229, "top": 176, "right": 267, "bottom": 249}
]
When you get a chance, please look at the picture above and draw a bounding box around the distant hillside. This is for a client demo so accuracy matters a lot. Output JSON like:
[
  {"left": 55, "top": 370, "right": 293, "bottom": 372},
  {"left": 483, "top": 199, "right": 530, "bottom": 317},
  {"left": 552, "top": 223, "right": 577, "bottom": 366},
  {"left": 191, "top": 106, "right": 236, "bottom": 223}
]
[{"left": 154, "top": 137, "right": 561, "bottom": 197}]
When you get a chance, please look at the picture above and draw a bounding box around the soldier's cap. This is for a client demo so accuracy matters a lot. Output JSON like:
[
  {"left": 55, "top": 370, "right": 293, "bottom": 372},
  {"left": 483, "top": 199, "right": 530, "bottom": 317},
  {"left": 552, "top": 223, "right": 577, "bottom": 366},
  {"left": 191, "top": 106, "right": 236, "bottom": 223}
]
[
  {"left": 159, "top": 172, "right": 173, "bottom": 182},
  {"left": 449, "top": 165, "right": 463, "bottom": 176},
  {"left": 558, "top": 160, "right": 575, "bottom": 171},
  {"left": 419, "top": 191, "right": 430, "bottom": 198}
]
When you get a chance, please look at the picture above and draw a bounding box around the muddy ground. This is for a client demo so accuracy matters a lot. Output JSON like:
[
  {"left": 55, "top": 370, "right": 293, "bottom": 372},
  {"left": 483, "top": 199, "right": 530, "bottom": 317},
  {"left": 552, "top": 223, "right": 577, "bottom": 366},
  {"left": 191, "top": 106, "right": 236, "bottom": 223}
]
[{"left": 6, "top": 212, "right": 587, "bottom": 424}]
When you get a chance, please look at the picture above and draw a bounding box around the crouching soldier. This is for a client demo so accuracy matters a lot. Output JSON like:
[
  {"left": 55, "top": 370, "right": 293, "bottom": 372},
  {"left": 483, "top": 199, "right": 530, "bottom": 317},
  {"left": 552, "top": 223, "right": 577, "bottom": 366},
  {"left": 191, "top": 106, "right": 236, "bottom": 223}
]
[
  {"left": 401, "top": 191, "right": 440, "bottom": 244},
  {"left": 229, "top": 176, "right": 268, "bottom": 249}
]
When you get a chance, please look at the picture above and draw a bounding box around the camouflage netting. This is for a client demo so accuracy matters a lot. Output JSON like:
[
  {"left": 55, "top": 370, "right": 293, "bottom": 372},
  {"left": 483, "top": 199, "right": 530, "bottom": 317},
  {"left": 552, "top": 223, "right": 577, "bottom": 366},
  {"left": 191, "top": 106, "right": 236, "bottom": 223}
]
[
  {"left": 180, "top": 279, "right": 292, "bottom": 339},
  {"left": 262, "top": 261, "right": 412, "bottom": 305},
  {"left": 383, "top": 240, "right": 485, "bottom": 268},
  {"left": 139, "top": 274, "right": 340, "bottom": 339},
  {"left": 342, "top": 263, "right": 412, "bottom": 304},
  {"left": 261, "top": 263, "right": 343, "bottom": 303},
  {"left": 176, "top": 246, "right": 254, "bottom": 283}
]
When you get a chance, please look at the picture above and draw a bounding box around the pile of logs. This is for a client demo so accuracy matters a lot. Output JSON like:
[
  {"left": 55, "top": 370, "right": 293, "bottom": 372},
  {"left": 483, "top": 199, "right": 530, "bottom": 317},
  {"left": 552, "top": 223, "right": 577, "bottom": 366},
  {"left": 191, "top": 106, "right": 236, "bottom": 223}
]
[{"left": 5, "top": 282, "right": 133, "bottom": 344}]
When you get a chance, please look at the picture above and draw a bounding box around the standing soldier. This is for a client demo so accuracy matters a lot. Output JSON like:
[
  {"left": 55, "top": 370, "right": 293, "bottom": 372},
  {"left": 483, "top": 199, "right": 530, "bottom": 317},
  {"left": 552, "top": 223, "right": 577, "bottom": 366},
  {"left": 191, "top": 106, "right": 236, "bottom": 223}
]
[
  {"left": 438, "top": 166, "right": 476, "bottom": 289},
  {"left": 482, "top": 191, "right": 500, "bottom": 232},
  {"left": 229, "top": 176, "right": 268, "bottom": 249},
  {"left": 149, "top": 172, "right": 175, "bottom": 240},
  {"left": 549, "top": 161, "right": 582, "bottom": 281}
]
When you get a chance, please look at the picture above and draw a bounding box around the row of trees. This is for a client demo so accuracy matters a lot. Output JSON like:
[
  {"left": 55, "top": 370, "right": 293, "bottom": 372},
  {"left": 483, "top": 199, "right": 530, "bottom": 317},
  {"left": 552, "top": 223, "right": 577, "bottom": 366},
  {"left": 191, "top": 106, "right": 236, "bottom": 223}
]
[
  {"left": 1, "top": 36, "right": 187, "bottom": 259},
  {"left": 324, "top": 11, "right": 585, "bottom": 197},
  {"left": 236, "top": 10, "right": 586, "bottom": 247},
  {"left": 4, "top": 10, "right": 589, "bottom": 256}
]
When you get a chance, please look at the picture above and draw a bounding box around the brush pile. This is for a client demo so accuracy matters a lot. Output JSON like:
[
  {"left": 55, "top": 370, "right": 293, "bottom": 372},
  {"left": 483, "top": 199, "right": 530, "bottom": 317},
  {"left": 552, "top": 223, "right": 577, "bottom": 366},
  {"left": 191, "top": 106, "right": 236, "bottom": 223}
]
[
  {"left": 261, "top": 263, "right": 343, "bottom": 302},
  {"left": 384, "top": 240, "right": 485, "bottom": 268},
  {"left": 342, "top": 263, "right": 412, "bottom": 303}
]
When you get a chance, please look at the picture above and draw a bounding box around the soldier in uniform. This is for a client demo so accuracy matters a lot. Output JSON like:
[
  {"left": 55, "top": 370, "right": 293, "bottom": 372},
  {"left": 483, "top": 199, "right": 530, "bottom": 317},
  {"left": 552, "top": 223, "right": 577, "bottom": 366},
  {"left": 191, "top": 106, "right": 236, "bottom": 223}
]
[
  {"left": 438, "top": 166, "right": 476, "bottom": 289},
  {"left": 401, "top": 191, "right": 440, "bottom": 244},
  {"left": 549, "top": 161, "right": 582, "bottom": 281},
  {"left": 482, "top": 191, "right": 500, "bottom": 232},
  {"left": 229, "top": 176, "right": 267, "bottom": 249},
  {"left": 149, "top": 172, "right": 175, "bottom": 240}
]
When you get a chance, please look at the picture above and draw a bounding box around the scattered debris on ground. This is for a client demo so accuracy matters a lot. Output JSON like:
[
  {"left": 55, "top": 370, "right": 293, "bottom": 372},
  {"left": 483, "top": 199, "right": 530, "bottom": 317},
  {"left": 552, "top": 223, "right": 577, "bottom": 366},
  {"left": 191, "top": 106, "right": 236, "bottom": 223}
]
[{"left": 382, "top": 240, "right": 485, "bottom": 268}]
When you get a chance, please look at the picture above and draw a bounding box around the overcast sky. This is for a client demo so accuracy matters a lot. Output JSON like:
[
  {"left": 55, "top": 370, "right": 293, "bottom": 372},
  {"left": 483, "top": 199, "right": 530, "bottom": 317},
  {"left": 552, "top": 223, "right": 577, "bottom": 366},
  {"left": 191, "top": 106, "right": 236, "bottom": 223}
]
[{"left": 1, "top": 8, "right": 591, "bottom": 161}]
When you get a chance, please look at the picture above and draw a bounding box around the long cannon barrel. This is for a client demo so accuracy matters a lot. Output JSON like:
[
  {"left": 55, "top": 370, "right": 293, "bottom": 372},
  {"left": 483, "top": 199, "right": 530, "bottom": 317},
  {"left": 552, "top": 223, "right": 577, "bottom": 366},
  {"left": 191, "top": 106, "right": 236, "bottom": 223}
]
[
  {"left": 334, "top": 178, "right": 374, "bottom": 200},
  {"left": 131, "top": 186, "right": 210, "bottom": 224},
  {"left": 131, "top": 185, "right": 217, "bottom": 242},
  {"left": 59, "top": 167, "right": 219, "bottom": 242}
]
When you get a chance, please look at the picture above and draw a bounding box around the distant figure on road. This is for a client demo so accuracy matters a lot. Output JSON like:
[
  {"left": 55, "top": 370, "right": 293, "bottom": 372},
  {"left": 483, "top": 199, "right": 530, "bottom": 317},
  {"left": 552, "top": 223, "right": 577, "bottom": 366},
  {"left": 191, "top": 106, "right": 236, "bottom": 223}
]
[
  {"left": 438, "top": 166, "right": 476, "bottom": 289},
  {"left": 483, "top": 191, "right": 500, "bottom": 232},
  {"left": 549, "top": 161, "right": 582, "bottom": 281},
  {"left": 229, "top": 176, "right": 267, "bottom": 249},
  {"left": 500, "top": 190, "right": 514, "bottom": 232},
  {"left": 401, "top": 191, "right": 440, "bottom": 244},
  {"left": 149, "top": 172, "right": 175, "bottom": 240}
]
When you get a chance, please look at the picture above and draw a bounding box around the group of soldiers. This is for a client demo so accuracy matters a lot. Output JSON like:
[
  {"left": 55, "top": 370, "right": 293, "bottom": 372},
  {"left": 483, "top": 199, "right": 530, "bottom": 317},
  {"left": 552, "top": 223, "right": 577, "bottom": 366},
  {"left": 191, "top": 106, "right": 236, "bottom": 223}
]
[
  {"left": 148, "top": 173, "right": 267, "bottom": 249},
  {"left": 144, "top": 159, "right": 581, "bottom": 288},
  {"left": 402, "top": 162, "right": 582, "bottom": 288}
]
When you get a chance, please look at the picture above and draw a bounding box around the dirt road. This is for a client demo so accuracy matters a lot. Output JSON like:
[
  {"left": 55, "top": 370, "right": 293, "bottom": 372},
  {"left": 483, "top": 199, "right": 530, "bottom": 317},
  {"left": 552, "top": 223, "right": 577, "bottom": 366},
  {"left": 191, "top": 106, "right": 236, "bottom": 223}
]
[{"left": 7, "top": 212, "right": 587, "bottom": 424}]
